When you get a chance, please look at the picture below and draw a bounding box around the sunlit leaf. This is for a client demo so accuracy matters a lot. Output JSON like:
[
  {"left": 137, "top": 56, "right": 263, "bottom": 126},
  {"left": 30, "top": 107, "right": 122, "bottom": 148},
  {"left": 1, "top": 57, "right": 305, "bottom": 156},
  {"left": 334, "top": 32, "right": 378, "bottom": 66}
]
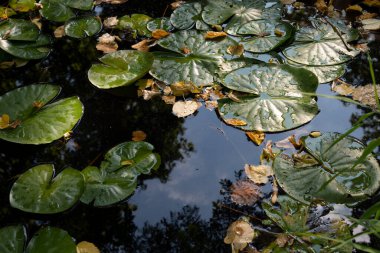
[
  {"left": 147, "top": 17, "right": 174, "bottom": 32},
  {"left": 170, "top": 2, "right": 209, "bottom": 30},
  {"left": 39, "top": 0, "right": 93, "bottom": 22},
  {"left": 244, "top": 164, "right": 273, "bottom": 184},
  {"left": 172, "top": 100, "right": 201, "bottom": 118},
  {"left": 246, "top": 130, "right": 265, "bottom": 145},
  {"left": 76, "top": 241, "right": 100, "bottom": 253}
]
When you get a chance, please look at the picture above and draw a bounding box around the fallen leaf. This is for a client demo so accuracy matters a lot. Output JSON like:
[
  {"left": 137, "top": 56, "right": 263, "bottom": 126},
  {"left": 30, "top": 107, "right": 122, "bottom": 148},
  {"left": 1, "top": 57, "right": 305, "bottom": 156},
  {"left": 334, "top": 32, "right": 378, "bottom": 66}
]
[
  {"left": 355, "top": 43, "right": 370, "bottom": 53},
  {"left": 0, "top": 114, "right": 10, "bottom": 129},
  {"left": 95, "top": 0, "right": 128, "bottom": 4},
  {"left": 181, "top": 47, "right": 191, "bottom": 54},
  {"left": 205, "top": 101, "right": 218, "bottom": 110},
  {"left": 315, "top": 0, "right": 328, "bottom": 13},
  {"left": 77, "top": 241, "right": 100, "bottom": 253},
  {"left": 162, "top": 95, "right": 176, "bottom": 104},
  {"left": 227, "top": 91, "right": 241, "bottom": 102},
  {"left": 96, "top": 33, "right": 119, "bottom": 53},
  {"left": 170, "top": 81, "right": 201, "bottom": 96},
  {"left": 131, "top": 39, "right": 153, "bottom": 52},
  {"left": 230, "top": 180, "right": 262, "bottom": 206},
  {"left": 31, "top": 18, "right": 42, "bottom": 30},
  {"left": 331, "top": 79, "right": 355, "bottom": 96},
  {"left": 358, "top": 12, "right": 378, "bottom": 20},
  {"left": 121, "top": 160, "right": 134, "bottom": 166},
  {"left": 136, "top": 79, "right": 154, "bottom": 89},
  {"left": 138, "top": 90, "right": 161, "bottom": 100},
  {"left": 224, "top": 219, "right": 256, "bottom": 251},
  {"left": 280, "top": 0, "right": 295, "bottom": 4},
  {"left": 132, "top": 130, "right": 147, "bottom": 141},
  {"left": 172, "top": 100, "right": 201, "bottom": 118},
  {"left": 54, "top": 25, "right": 66, "bottom": 38},
  {"left": 352, "top": 84, "right": 380, "bottom": 109},
  {"left": 163, "top": 86, "right": 172, "bottom": 96},
  {"left": 224, "top": 118, "right": 247, "bottom": 126},
  {"left": 227, "top": 44, "right": 244, "bottom": 56},
  {"left": 204, "top": 31, "right": 227, "bottom": 39},
  {"left": 171, "top": 1, "right": 185, "bottom": 9},
  {"left": 246, "top": 131, "right": 265, "bottom": 146},
  {"left": 309, "top": 131, "right": 321, "bottom": 138},
  {"left": 362, "top": 19, "right": 380, "bottom": 30},
  {"left": 103, "top": 17, "right": 119, "bottom": 28},
  {"left": 245, "top": 164, "right": 273, "bottom": 184},
  {"left": 33, "top": 101, "right": 44, "bottom": 108},
  {"left": 363, "top": 0, "right": 380, "bottom": 8},
  {"left": 260, "top": 141, "right": 274, "bottom": 162},
  {"left": 346, "top": 4, "right": 363, "bottom": 13},
  {"left": 152, "top": 29, "right": 170, "bottom": 39}
]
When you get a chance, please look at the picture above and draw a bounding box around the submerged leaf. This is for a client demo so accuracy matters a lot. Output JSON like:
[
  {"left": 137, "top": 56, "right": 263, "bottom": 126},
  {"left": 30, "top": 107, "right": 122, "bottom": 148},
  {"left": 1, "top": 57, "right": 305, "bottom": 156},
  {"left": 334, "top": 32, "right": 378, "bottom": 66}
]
[{"left": 230, "top": 180, "right": 262, "bottom": 206}]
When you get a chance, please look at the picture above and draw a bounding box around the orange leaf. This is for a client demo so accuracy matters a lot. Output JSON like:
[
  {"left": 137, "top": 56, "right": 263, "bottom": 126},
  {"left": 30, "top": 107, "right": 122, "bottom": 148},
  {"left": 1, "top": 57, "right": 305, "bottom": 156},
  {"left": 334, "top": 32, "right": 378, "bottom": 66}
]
[
  {"left": 224, "top": 118, "right": 247, "bottom": 126},
  {"left": 227, "top": 44, "right": 244, "bottom": 56},
  {"left": 132, "top": 130, "right": 147, "bottom": 141},
  {"left": 246, "top": 131, "right": 265, "bottom": 146},
  {"left": 77, "top": 241, "right": 100, "bottom": 253},
  {"left": 131, "top": 39, "right": 152, "bottom": 52},
  {"left": 33, "top": 101, "right": 44, "bottom": 108},
  {"left": 204, "top": 31, "right": 227, "bottom": 39},
  {"left": 152, "top": 29, "right": 170, "bottom": 39}
]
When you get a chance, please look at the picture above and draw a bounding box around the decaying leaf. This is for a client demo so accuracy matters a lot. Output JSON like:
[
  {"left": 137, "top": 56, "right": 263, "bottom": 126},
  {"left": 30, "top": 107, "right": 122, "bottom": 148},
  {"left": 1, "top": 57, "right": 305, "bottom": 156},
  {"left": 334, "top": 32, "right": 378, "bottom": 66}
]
[
  {"left": 152, "top": 29, "right": 170, "bottom": 39},
  {"left": 275, "top": 234, "right": 293, "bottom": 248},
  {"left": 31, "top": 18, "right": 42, "bottom": 30},
  {"left": 227, "top": 91, "right": 241, "bottom": 102},
  {"left": 363, "top": 0, "right": 380, "bottom": 8},
  {"left": 171, "top": 1, "right": 185, "bottom": 9},
  {"left": 76, "top": 241, "right": 100, "bottom": 253},
  {"left": 245, "top": 164, "right": 273, "bottom": 184},
  {"left": 280, "top": 0, "right": 295, "bottom": 4},
  {"left": 162, "top": 95, "right": 176, "bottom": 104},
  {"left": 224, "top": 118, "right": 247, "bottom": 126},
  {"left": 181, "top": 47, "right": 191, "bottom": 54},
  {"left": 205, "top": 100, "right": 218, "bottom": 110},
  {"left": 227, "top": 44, "right": 244, "bottom": 57},
  {"left": 96, "top": 33, "right": 119, "bottom": 53},
  {"left": 170, "top": 81, "right": 201, "bottom": 96},
  {"left": 224, "top": 219, "right": 256, "bottom": 252},
  {"left": 246, "top": 131, "right": 265, "bottom": 146},
  {"left": 0, "top": 7, "right": 16, "bottom": 19},
  {"left": 54, "top": 25, "right": 66, "bottom": 38},
  {"left": 136, "top": 79, "right": 154, "bottom": 89},
  {"left": 131, "top": 39, "right": 154, "bottom": 52},
  {"left": 172, "top": 100, "right": 201, "bottom": 118},
  {"left": 288, "top": 134, "right": 302, "bottom": 149},
  {"left": 260, "top": 141, "right": 275, "bottom": 162},
  {"left": 346, "top": 5, "right": 363, "bottom": 13},
  {"left": 358, "top": 12, "right": 378, "bottom": 20},
  {"left": 309, "top": 131, "right": 321, "bottom": 138},
  {"left": 33, "top": 101, "right": 44, "bottom": 108},
  {"left": 352, "top": 84, "right": 380, "bottom": 109},
  {"left": 230, "top": 180, "right": 262, "bottom": 206},
  {"left": 315, "top": 0, "right": 328, "bottom": 13},
  {"left": 138, "top": 90, "right": 161, "bottom": 100},
  {"left": 132, "top": 130, "right": 147, "bottom": 141},
  {"left": 331, "top": 79, "right": 355, "bottom": 96},
  {"left": 362, "top": 18, "right": 380, "bottom": 30},
  {"left": 355, "top": 43, "right": 370, "bottom": 53},
  {"left": 204, "top": 31, "right": 227, "bottom": 39},
  {"left": 103, "top": 17, "right": 119, "bottom": 28},
  {"left": 95, "top": 0, "right": 128, "bottom": 4},
  {"left": 0, "top": 114, "right": 10, "bottom": 129}
]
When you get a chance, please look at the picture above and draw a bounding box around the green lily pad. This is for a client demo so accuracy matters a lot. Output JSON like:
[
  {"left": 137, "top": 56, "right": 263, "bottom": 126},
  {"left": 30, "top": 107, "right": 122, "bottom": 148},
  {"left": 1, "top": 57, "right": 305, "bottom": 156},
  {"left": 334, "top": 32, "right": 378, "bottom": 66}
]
[
  {"left": 147, "top": 17, "right": 174, "bottom": 32},
  {"left": 9, "top": 0, "right": 36, "bottom": 12},
  {"left": 39, "top": 0, "right": 93, "bottom": 22},
  {"left": 0, "top": 225, "right": 26, "bottom": 253},
  {"left": 10, "top": 164, "right": 84, "bottom": 214},
  {"left": 25, "top": 227, "right": 76, "bottom": 253},
  {"left": 116, "top": 14, "right": 152, "bottom": 37},
  {"left": 0, "top": 7, "right": 16, "bottom": 19},
  {"left": 81, "top": 141, "right": 160, "bottom": 206},
  {"left": 170, "top": 2, "right": 209, "bottom": 30},
  {"left": 88, "top": 50, "right": 153, "bottom": 89},
  {"left": 64, "top": 16, "right": 102, "bottom": 39},
  {"left": 283, "top": 22, "right": 360, "bottom": 66},
  {"left": 238, "top": 20, "right": 293, "bottom": 53},
  {"left": 0, "top": 34, "right": 51, "bottom": 60},
  {"left": 273, "top": 132, "right": 380, "bottom": 204},
  {"left": 0, "top": 19, "right": 39, "bottom": 41},
  {"left": 150, "top": 30, "right": 237, "bottom": 86},
  {"left": 218, "top": 64, "right": 319, "bottom": 132},
  {"left": 0, "top": 84, "right": 84, "bottom": 144}
]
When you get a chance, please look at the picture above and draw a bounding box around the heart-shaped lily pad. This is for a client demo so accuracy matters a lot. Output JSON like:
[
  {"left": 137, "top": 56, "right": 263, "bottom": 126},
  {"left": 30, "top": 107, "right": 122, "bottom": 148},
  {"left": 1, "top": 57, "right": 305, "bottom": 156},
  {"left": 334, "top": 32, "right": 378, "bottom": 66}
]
[
  {"left": 81, "top": 141, "right": 160, "bottom": 206},
  {"left": 64, "top": 16, "right": 102, "bottom": 38},
  {"left": 25, "top": 227, "right": 76, "bottom": 253},
  {"left": 0, "top": 84, "right": 83, "bottom": 144},
  {"left": 0, "top": 19, "right": 39, "bottom": 41},
  {"left": 116, "top": 14, "right": 152, "bottom": 37},
  {"left": 283, "top": 21, "right": 360, "bottom": 66},
  {"left": 10, "top": 164, "right": 84, "bottom": 214},
  {"left": 238, "top": 20, "right": 294, "bottom": 53},
  {"left": 218, "top": 64, "right": 319, "bottom": 132},
  {"left": 273, "top": 132, "right": 380, "bottom": 204},
  {"left": 170, "top": 2, "right": 209, "bottom": 30},
  {"left": 39, "top": 0, "right": 93, "bottom": 22},
  {"left": 150, "top": 30, "right": 237, "bottom": 86},
  {"left": 0, "top": 34, "right": 51, "bottom": 60},
  {"left": 147, "top": 17, "right": 174, "bottom": 32},
  {"left": 0, "top": 225, "right": 26, "bottom": 253}
]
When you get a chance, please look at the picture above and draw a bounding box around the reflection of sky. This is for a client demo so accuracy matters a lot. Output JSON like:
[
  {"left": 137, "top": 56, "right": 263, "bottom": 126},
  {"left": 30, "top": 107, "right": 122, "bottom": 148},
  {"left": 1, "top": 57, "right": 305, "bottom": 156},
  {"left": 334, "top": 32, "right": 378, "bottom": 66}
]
[{"left": 131, "top": 84, "right": 364, "bottom": 227}]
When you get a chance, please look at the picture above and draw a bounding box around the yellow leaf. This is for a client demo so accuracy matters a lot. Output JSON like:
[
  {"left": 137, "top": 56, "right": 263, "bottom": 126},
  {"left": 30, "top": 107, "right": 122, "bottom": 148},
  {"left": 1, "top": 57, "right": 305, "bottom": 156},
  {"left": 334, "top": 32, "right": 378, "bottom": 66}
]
[
  {"left": 0, "top": 7, "right": 16, "bottom": 19},
  {"left": 0, "top": 114, "right": 10, "bottom": 129},
  {"left": 331, "top": 79, "right": 355, "bottom": 96},
  {"left": 121, "top": 160, "right": 134, "bottom": 166},
  {"left": 152, "top": 29, "right": 170, "bottom": 39},
  {"left": 244, "top": 164, "right": 273, "bottom": 184},
  {"left": 136, "top": 79, "right": 154, "bottom": 89},
  {"left": 246, "top": 131, "right": 265, "bottom": 146},
  {"left": 346, "top": 4, "right": 363, "bottom": 12},
  {"left": 227, "top": 44, "right": 244, "bottom": 56},
  {"left": 170, "top": 81, "right": 201, "bottom": 96},
  {"left": 204, "top": 31, "right": 227, "bottom": 39},
  {"left": 9, "top": 0, "right": 36, "bottom": 12},
  {"left": 162, "top": 95, "right": 176, "bottom": 104},
  {"left": 309, "top": 131, "right": 321, "bottom": 138},
  {"left": 224, "top": 118, "right": 247, "bottom": 126},
  {"left": 363, "top": 0, "right": 380, "bottom": 7},
  {"left": 172, "top": 100, "right": 201, "bottom": 118},
  {"left": 132, "top": 130, "right": 147, "bottom": 141},
  {"left": 76, "top": 241, "right": 100, "bottom": 253}
]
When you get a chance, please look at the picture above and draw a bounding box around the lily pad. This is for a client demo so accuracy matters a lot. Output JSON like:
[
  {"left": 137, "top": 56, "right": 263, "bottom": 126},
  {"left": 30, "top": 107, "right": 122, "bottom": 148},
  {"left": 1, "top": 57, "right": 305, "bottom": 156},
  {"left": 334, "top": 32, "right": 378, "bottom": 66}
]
[
  {"left": 64, "top": 16, "right": 102, "bottom": 38},
  {"left": 0, "top": 34, "right": 51, "bottom": 60},
  {"left": 283, "top": 22, "right": 360, "bottom": 66},
  {"left": 147, "top": 17, "right": 174, "bottom": 32},
  {"left": 25, "top": 227, "right": 76, "bottom": 253},
  {"left": 9, "top": 0, "right": 36, "bottom": 12},
  {"left": 116, "top": 14, "right": 152, "bottom": 37},
  {"left": 170, "top": 2, "right": 209, "bottom": 30},
  {"left": 218, "top": 64, "right": 319, "bottom": 132},
  {"left": 88, "top": 50, "right": 153, "bottom": 89},
  {"left": 0, "top": 225, "right": 26, "bottom": 253},
  {"left": 81, "top": 141, "right": 160, "bottom": 206},
  {"left": 0, "top": 84, "right": 83, "bottom": 144},
  {"left": 149, "top": 30, "right": 237, "bottom": 86},
  {"left": 10, "top": 164, "right": 84, "bottom": 214},
  {"left": 273, "top": 132, "right": 380, "bottom": 204},
  {"left": 39, "top": 0, "right": 93, "bottom": 22},
  {"left": 238, "top": 20, "right": 293, "bottom": 53},
  {"left": 0, "top": 19, "right": 39, "bottom": 41}
]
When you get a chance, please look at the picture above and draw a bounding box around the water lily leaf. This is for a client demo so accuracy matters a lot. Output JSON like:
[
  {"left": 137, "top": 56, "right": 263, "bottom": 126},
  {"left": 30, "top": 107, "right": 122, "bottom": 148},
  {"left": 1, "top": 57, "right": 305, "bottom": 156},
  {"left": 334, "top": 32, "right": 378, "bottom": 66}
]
[
  {"left": 116, "top": 14, "right": 152, "bottom": 37},
  {"left": 0, "top": 34, "right": 51, "bottom": 60},
  {"left": 25, "top": 227, "right": 76, "bottom": 253},
  {"left": 65, "top": 0, "right": 93, "bottom": 10},
  {"left": 0, "top": 19, "right": 39, "bottom": 41},
  {"left": 39, "top": 0, "right": 74, "bottom": 22},
  {"left": 238, "top": 20, "right": 294, "bottom": 53},
  {"left": 0, "top": 7, "right": 16, "bottom": 19},
  {"left": 147, "top": 17, "right": 174, "bottom": 32},
  {"left": 88, "top": 50, "right": 153, "bottom": 89},
  {"left": 0, "top": 225, "right": 26, "bottom": 253},
  {"left": 170, "top": 2, "right": 209, "bottom": 30},
  {"left": 150, "top": 30, "right": 237, "bottom": 86},
  {"left": 273, "top": 132, "right": 380, "bottom": 204},
  {"left": 64, "top": 16, "right": 102, "bottom": 38},
  {"left": 218, "top": 64, "right": 319, "bottom": 132},
  {"left": 202, "top": 0, "right": 281, "bottom": 35},
  {"left": 10, "top": 164, "right": 84, "bottom": 214},
  {"left": 0, "top": 84, "right": 84, "bottom": 144},
  {"left": 262, "top": 195, "right": 309, "bottom": 233},
  {"left": 283, "top": 22, "right": 360, "bottom": 66},
  {"left": 9, "top": 0, "right": 36, "bottom": 12}
]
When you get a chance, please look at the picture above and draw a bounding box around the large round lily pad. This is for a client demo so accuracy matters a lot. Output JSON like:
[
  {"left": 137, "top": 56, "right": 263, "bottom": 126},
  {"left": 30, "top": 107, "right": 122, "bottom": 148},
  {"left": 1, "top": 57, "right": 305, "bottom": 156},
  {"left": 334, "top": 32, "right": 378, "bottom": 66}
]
[
  {"left": 218, "top": 64, "right": 319, "bottom": 132},
  {"left": 0, "top": 19, "right": 39, "bottom": 41},
  {"left": 0, "top": 84, "right": 84, "bottom": 144},
  {"left": 0, "top": 225, "right": 26, "bottom": 253},
  {"left": 88, "top": 50, "right": 153, "bottom": 89},
  {"left": 238, "top": 20, "right": 293, "bottom": 53},
  {"left": 170, "top": 2, "right": 209, "bottom": 30},
  {"left": 25, "top": 227, "right": 76, "bottom": 253},
  {"left": 150, "top": 30, "right": 237, "bottom": 86},
  {"left": 0, "top": 34, "right": 51, "bottom": 60},
  {"left": 273, "top": 132, "right": 380, "bottom": 204},
  {"left": 10, "top": 164, "right": 84, "bottom": 214},
  {"left": 39, "top": 0, "right": 93, "bottom": 22},
  {"left": 64, "top": 16, "right": 102, "bottom": 39}
]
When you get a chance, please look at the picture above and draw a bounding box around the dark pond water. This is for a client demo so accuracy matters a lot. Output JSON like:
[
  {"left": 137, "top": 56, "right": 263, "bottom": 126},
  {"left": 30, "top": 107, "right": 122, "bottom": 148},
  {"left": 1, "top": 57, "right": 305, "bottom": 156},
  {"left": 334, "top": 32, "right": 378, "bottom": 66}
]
[{"left": 0, "top": 0, "right": 379, "bottom": 252}]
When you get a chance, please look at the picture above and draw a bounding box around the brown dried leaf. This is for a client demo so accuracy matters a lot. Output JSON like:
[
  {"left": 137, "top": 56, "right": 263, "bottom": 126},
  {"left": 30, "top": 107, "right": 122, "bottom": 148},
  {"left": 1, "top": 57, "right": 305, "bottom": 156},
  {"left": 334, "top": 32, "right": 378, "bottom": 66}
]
[
  {"left": 246, "top": 131, "right": 265, "bottom": 146},
  {"left": 171, "top": 1, "right": 185, "bottom": 9},
  {"left": 139, "top": 90, "right": 161, "bottom": 100},
  {"left": 205, "top": 101, "right": 218, "bottom": 110},
  {"left": 227, "top": 44, "right": 244, "bottom": 57},
  {"left": 96, "top": 33, "right": 119, "bottom": 53},
  {"left": 172, "top": 100, "right": 201, "bottom": 117},
  {"left": 212, "top": 24, "right": 223, "bottom": 31},
  {"left": 280, "top": 0, "right": 295, "bottom": 4},
  {"left": 224, "top": 118, "right": 247, "bottom": 126},
  {"left": 54, "top": 25, "right": 66, "bottom": 38},
  {"left": 352, "top": 84, "right": 380, "bottom": 109},
  {"left": 315, "top": 0, "right": 328, "bottom": 13},
  {"left": 170, "top": 81, "right": 201, "bottom": 96},
  {"left": 103, "top": 17, "right": 119, "bottom": 28},
  {"left": 358, "top": 12, "right": 378, "bottom": 20},
  {"left": 152, "top": 29, "right": 170, "bottom": 39},
  {"left": 76, "top": 241, "right": 100, "bottom": 253},
  {"left": 227, "top": 91, "right": 241, "bottom": 102},
  {"left": 131, "top": 39, "right": 152, "bottom": 52},
  {"left": 355, "top": 43, "right": 370, "bottom": 53},
  {"left": 181, "top": 47, "right": 191, "bottom": 54},
  {"left": 204, "top": 31, "right": 227, "bottom": 39},
  {"left": 163, "top": 86, "right": 172, "bottom": 96},
  {"left": 245, "top": 164, "right": 273, "bottom": 184},
  {"left": 275, "top": 234, "right": 289, "bottom": 248},
  {"left": 230, "top": 180, "right": 262, "bottom": 206},
  {"left": 132, "top": 130, "right": 147, "bottom": 141},
  {"left": 288, "top": 135, "right": 303, "bottom": 149},
  {"left": 331, "top": 79, "right": 355, "bottom": 96},
  {"left": 162, "top": 95, "right": 176, "bottom": 104}
]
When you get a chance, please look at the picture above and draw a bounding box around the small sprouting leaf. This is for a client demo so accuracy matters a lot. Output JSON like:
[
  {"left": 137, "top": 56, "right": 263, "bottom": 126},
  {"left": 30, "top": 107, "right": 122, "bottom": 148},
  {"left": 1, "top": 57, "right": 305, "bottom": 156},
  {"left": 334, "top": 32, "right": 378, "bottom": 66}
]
[{"left": 172, "top": 101, "right": 201, "bottom": 118}]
